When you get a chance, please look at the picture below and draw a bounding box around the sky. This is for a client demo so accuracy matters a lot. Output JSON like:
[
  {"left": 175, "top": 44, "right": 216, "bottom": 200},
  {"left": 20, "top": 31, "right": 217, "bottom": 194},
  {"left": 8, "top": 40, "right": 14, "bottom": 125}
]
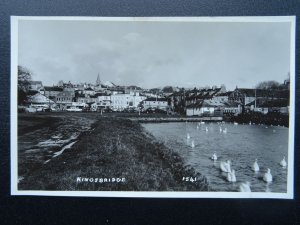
[{"left": 18, "top": 18, "right": 292, "bottom": 91}]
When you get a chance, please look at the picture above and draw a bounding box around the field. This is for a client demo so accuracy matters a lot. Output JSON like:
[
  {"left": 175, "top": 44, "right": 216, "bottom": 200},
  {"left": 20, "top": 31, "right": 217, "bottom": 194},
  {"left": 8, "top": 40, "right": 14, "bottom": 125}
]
[{"left": 17, "top": 112, "right": 210, "bottom": 191}]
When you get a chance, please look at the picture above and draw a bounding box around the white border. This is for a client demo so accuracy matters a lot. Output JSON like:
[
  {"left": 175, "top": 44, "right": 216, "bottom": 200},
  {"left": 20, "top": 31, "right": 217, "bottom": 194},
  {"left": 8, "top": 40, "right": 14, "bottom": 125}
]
[{"left": 11, "top": 16, "right": 296, "bottom": 199}]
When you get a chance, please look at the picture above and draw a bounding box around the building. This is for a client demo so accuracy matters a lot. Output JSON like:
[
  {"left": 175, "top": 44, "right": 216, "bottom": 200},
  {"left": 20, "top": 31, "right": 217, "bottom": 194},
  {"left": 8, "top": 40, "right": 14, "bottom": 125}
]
[
  {"left": 229, "top": 87, "right": 289, "bottom": 113},
  {"left": 27, "top": 92, "right": 54, "bottom": 106},
  {"left": 83, "top": 87, "right": 95, "bottom": 96},
  {"left": 110, "top": 91, "right": 146, "bottom": 111},
  {"left": 56, "top": 91, "right": 74, "bottom": 110},
  {"left": 96, "top": 93, "right": 111, "bottom": 108},
  {"left": 90, "top": 93, "right": 112, "bottom": 111},
  {"left": 29, "top": 81, "right": 44, "bottom": 93},
  {"left": 75, "top": 93, "right": 88, "bottom": 103},
  {"left": 186, "top": 100, "right": 224, "bottom": 117},
  {"left": 143, "top": 97, "right": 168, "bottom": 110},
  {"left": 44, "top": 86, "right": 63, "bottom": 100}
]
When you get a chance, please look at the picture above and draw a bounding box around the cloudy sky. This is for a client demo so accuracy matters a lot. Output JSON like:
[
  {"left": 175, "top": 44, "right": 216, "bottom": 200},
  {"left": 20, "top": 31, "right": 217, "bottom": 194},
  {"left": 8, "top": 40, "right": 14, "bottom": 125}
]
[{"left": 18, "top": 18, "right": 292, "bottom": 90}]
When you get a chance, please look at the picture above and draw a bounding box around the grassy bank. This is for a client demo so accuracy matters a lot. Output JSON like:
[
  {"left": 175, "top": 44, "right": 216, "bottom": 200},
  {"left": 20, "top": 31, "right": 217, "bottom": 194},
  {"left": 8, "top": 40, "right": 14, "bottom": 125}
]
[{"left": 19, "top": 116, "right": 210, "bottom": 191}]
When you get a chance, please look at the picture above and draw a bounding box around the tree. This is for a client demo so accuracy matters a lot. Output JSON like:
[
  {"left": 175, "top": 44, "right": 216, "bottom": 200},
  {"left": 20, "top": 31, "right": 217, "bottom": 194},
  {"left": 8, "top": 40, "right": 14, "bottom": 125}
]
[
  {"left": 256, "top": 80, "right": 280, "bottom": 90},
  {"left": 18, "top": 65, "right": 32, "bottom": 104},
  {"left": 18, "top": 65, "right": 32, "bottom": 92},
  {"left": 58, "top": 80, "right": 64, "bottom": 87}
]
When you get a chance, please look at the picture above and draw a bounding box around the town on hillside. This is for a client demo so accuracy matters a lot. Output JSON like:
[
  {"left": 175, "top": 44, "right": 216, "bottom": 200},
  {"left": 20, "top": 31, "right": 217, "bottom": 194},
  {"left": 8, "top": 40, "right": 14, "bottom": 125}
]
[{"left": 18, "top": 67, "right": 290, "bottom": 123}]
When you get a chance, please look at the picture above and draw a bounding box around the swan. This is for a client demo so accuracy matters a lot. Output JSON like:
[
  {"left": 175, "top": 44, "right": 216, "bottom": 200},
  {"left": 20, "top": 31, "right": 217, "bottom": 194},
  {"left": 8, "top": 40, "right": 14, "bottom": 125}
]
[
  {"left": 211, "top": 152, "right": 217, "bottom": 161},
  {"left": 249, "top": 121, "right": 252, "bottom": 125},
  {"left": 223, "top": 128, "right": 227, "bottom": 133},
  {"left": 220, "top": 160, "right": 231, "bottom": 173},
  {"left": 227, "top": 169, "right": 236, "bottom": 182},
  {"left": 205, "top": 127, "right": 208, "bottom": 132},
  {"left": 252, "top": 159, "right": 260, "bottom": 172},
  {"left": 280, "top": 156, "right": 287, "bottom": 168},
  {"left": 187, "top": 133, "right": 190, "bottom": 139},
  {"left": 263, "top": 168, "right": 273, "bottom": 183},
  {"left": 234, "top": 122, "right": 238, "bottom": 125},
  {"left": 191, "top": 140, "right": 195, "bottom": 148},
  {"left": 219, "top": 127, "right": 222, "bottom": 133},
  {"left": 239, "top": 182, "right": 251, "bottom": 192}
]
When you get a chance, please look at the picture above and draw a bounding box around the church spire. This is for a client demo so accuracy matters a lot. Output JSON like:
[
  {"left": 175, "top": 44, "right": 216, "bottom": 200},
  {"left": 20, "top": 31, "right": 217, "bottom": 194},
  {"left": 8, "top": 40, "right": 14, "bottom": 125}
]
[{"left": 96, "top": 73, "right": 101, "bottom": 86}]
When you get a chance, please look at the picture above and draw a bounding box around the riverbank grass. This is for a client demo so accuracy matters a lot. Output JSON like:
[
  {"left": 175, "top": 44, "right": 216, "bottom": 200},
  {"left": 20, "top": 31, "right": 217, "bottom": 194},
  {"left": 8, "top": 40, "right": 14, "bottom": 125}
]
[{"left": 19, "top": 117, "right": 209, "bottom": 191}]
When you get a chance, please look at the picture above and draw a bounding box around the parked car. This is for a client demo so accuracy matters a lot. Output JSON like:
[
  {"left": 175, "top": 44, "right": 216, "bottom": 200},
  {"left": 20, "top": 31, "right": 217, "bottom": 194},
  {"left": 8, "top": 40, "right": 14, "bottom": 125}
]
[
  {"left": 66, "top": 106, "right": 82, "bottom": 112},
  {"left": 24, "top": 106, "right": 37, "bottom": 113},
  {"left": 36, "top": 107, "right": 44, "bottom": 112}
]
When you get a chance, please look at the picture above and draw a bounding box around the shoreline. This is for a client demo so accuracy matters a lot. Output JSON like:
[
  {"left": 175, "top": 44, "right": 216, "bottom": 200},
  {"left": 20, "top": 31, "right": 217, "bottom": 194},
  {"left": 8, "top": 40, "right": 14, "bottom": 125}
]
[
  {"left": 129, "top": 116, "right": 223, "bottom": 123},
  {"left": 21, "top": 111, "right": 289, "bottom": 127}
]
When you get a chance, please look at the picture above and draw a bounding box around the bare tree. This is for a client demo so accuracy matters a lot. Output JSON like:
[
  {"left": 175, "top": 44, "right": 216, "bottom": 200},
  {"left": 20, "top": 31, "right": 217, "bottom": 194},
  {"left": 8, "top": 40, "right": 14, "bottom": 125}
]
[
  {"left": 18, "top": 65, "right": 32, "bottom": 104},
  {"left": 18, "top": 65, "right": 32, "bottom": 92}
]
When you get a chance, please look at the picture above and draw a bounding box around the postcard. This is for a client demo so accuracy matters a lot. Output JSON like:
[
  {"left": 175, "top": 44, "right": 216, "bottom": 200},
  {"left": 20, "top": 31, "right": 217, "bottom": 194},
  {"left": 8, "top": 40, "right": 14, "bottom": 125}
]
[{"left": 11, "top": 16, "right": 295, "bottom": 198}]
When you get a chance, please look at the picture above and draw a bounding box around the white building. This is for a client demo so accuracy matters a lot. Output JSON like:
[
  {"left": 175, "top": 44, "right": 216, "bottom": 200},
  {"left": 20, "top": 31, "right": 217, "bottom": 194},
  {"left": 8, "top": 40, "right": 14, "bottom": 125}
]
[
  {"left": 110, "top": 91, "right": 146, "bottom": 110},
  {"left": 186, "top": 103, "right": 215, "bottom": 116},
  {"left": 186, "top": 100, "right": 224, "bottom": 116},
  {"left": 29, "top": 81, "right": 44, "bottom": 94},
  {"left": 97, "top": 93, "right": 111, "bottom": 108},
  {"left": 143, "top": 97, "right": 168, "bottom": 110},
  {"left": 82, "top": 87, "right": 95, "bottom": 96}
]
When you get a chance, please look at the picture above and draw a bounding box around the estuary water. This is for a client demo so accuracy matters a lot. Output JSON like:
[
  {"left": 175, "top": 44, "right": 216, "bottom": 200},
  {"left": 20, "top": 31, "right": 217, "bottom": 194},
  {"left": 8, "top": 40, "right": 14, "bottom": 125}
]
[{"left": 142, "top": 122, "right": 289, "bottom": 193}]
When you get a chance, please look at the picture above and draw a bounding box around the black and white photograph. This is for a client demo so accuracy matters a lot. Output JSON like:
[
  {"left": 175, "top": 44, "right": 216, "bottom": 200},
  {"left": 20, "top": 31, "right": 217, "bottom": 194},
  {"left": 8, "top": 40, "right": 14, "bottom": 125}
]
[{"left": 11, "top": 16, "right": 295, "bottom": 198}]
